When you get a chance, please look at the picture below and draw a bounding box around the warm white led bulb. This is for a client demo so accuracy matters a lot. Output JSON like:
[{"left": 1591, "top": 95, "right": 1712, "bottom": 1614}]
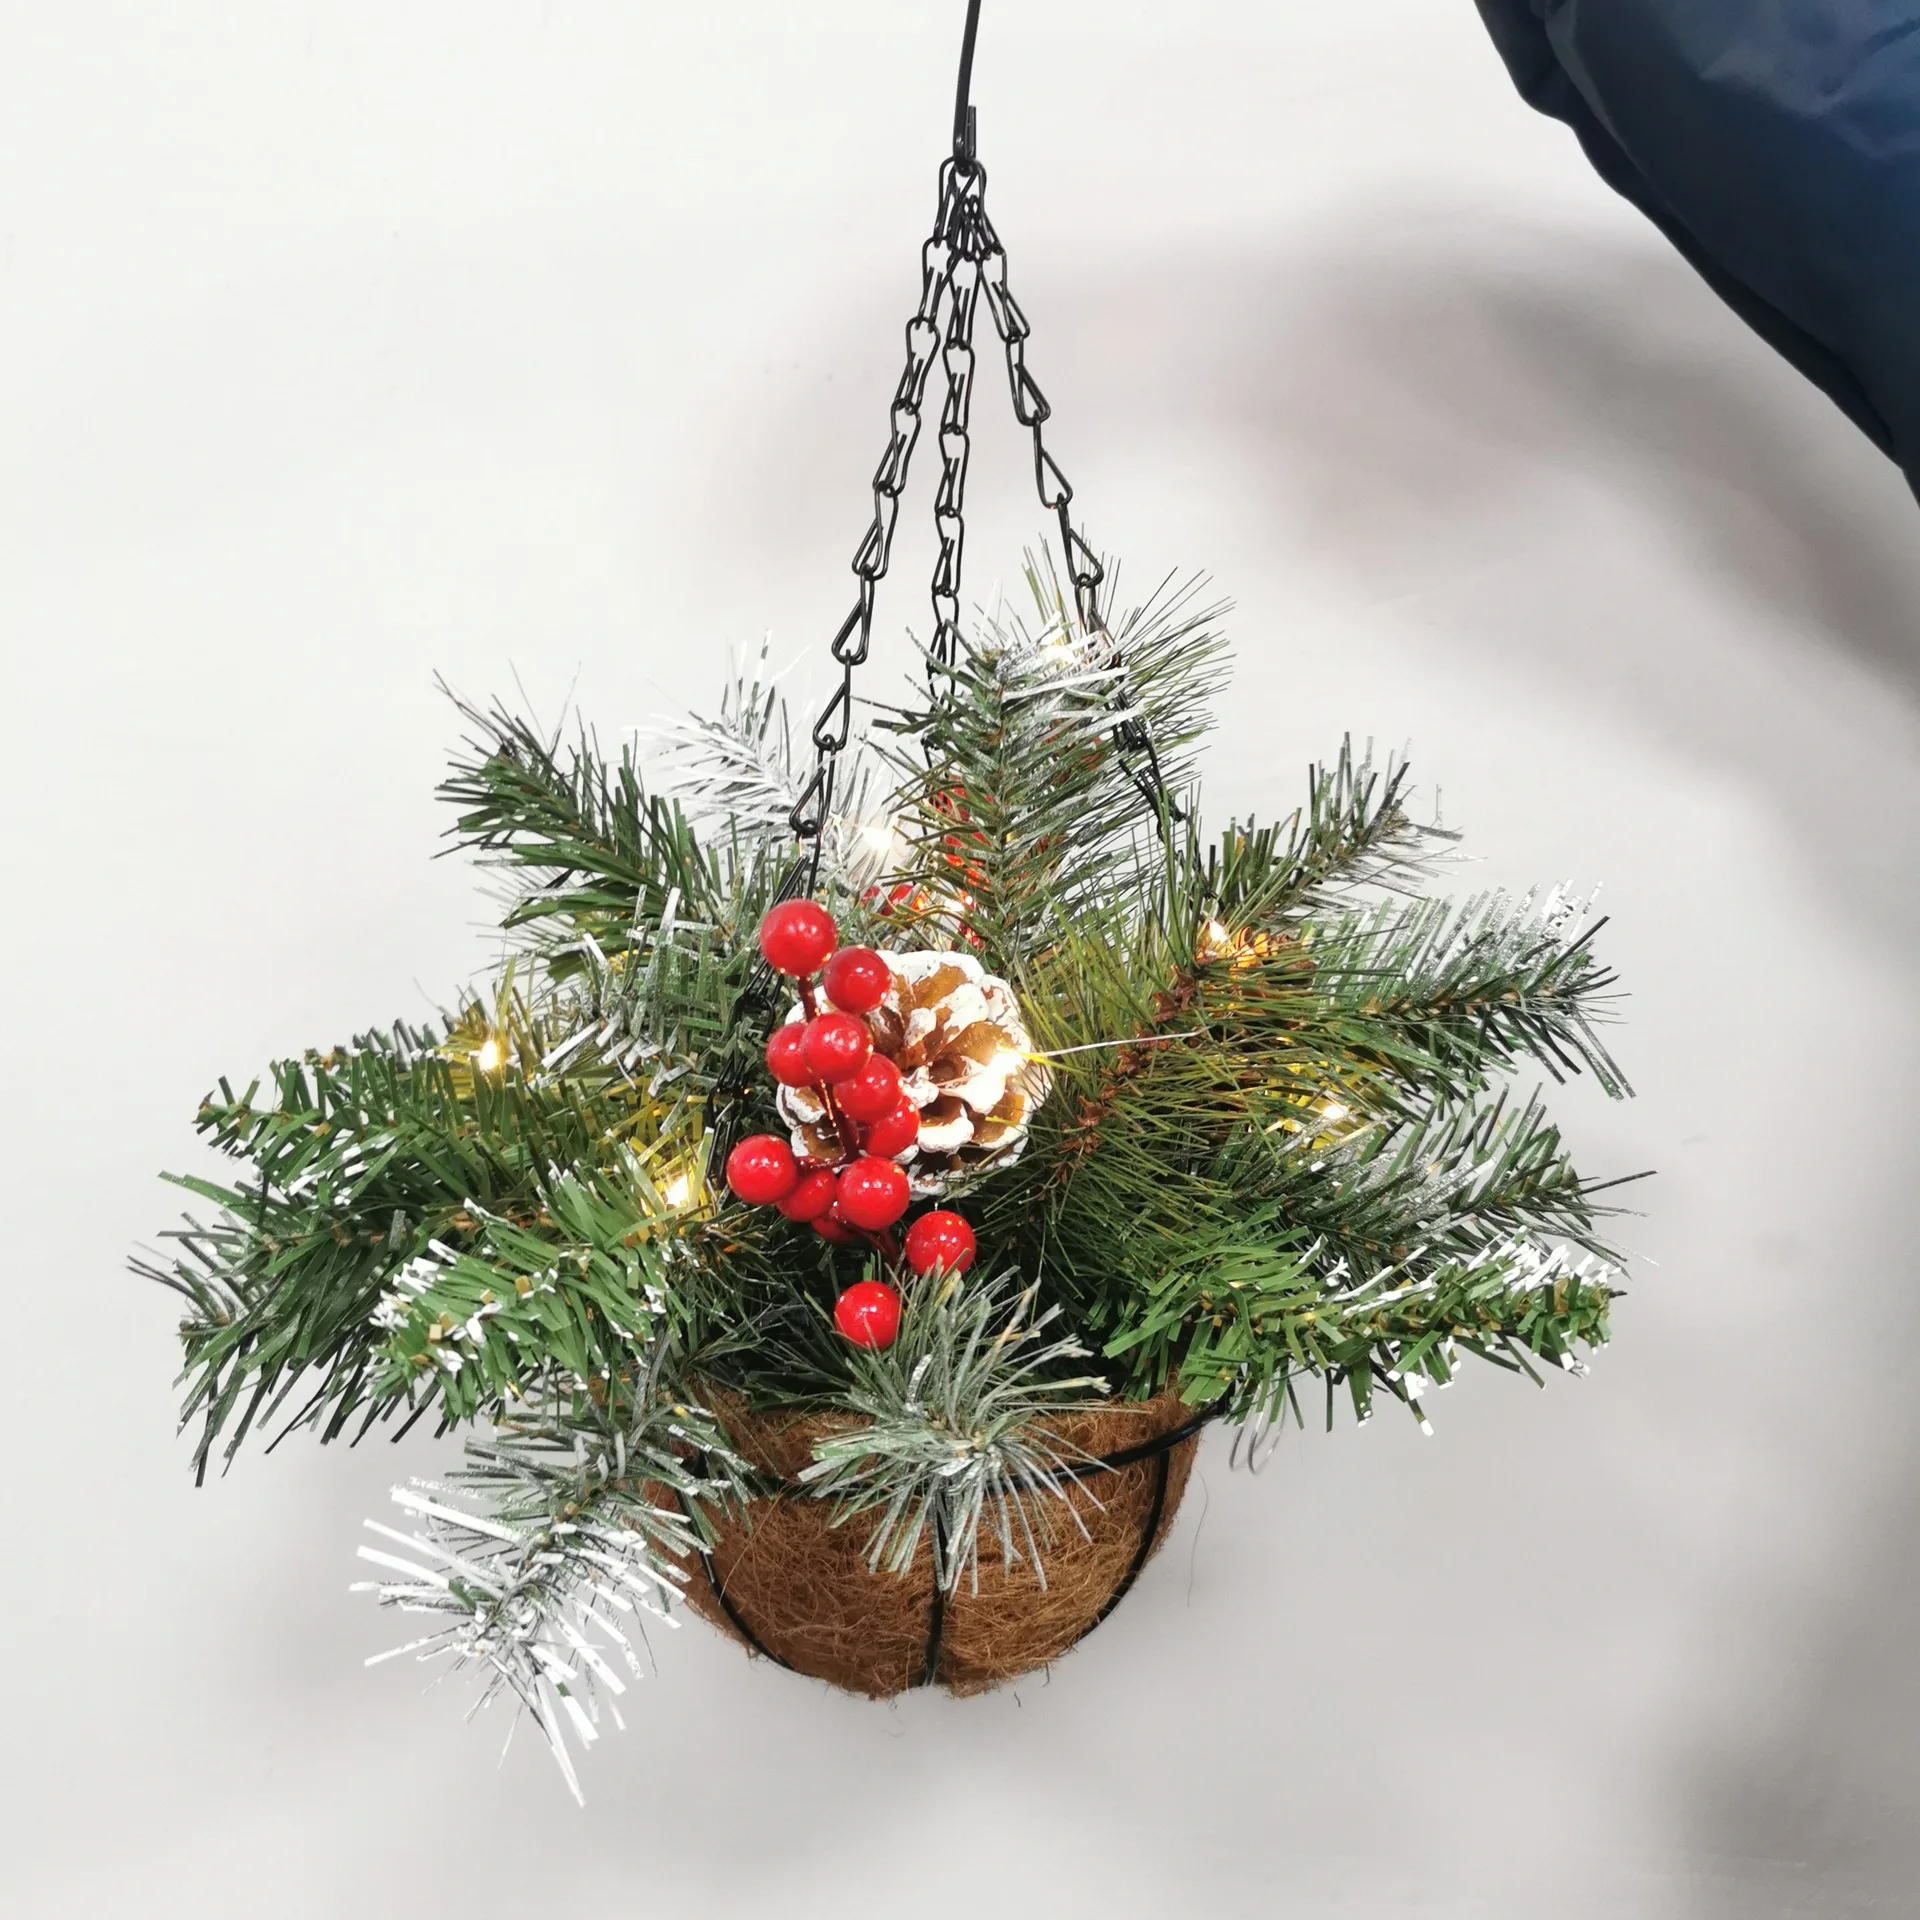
[
  {"left": 474, "top": 1038, "right": 502, "bottom": 1074},
  {"left": 1196, "top": 917, "right": 1233, "bottom": 963}
]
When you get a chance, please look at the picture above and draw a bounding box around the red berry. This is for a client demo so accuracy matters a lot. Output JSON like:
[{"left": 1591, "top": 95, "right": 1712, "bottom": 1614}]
[
  {"left": 758, "top": 900, "right": 838, "bottom": 977},
  {"left": 905, "top": 1210, "right": 976, "bottom": 1277},
  {"left": 776, "top": 1168, "right": 838, "bottom": 1223},
  {"left": 765, "top": 1023, "right": 813, "bottom": 1088},
  {"left": 726, "top": 1134, "right": 799, "bottom": 1207},
  {"left": 823, "top": 946, "right": 891, "bottom": 1015},
  {"left": 837, "top": 1052, "right": 903, "bottom": 1124},
  {"left": 834, "top": 1279, "right": 902, "bottom": 1348},
  {"left": 862, "top": 1097, "right": 921, "bottom": 1160},
  {"left": 836, "top": 1156, "right": 910, "bottom": 1231},
  {"left": 801, "top": 1012, "right": 872, "bottom": 1085},
  {"left": 813, "top": 1206, "right": 864, "bottom": 1246}
]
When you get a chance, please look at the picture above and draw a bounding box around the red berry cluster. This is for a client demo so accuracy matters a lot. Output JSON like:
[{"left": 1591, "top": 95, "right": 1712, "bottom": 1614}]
[{"left": 724, "top": 898, "right": 978, "bottom": 1350}]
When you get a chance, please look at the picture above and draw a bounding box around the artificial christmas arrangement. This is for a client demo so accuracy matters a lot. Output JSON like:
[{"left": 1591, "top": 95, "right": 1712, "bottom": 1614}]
[{"left": 141, "top": 4, "right": 1631, "bottom": 1800}]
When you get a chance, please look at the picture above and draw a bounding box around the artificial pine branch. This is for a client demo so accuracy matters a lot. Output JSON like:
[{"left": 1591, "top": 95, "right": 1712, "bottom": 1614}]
[
  {"left": 1293, "top": 892, "right": 1627, "bottom": 1100},
  {"left": 654, "top": 642, "right": 812, "bottom": 837},
  {"left": 655, "top": 641, "right": 880, "bottom": 882},
  {"left": 1205, "top": 741, "right": 1456, "bottom": 927},
  {"left": 438, "top": 689, "right": 738, "bottom": 965},
  {"left": 148, "top": 991, "right": 731, "bottom": 1467},
  {"left": 355, "top": 1367, "right": 747, "bottom": 1804},
  {"left": 1264, "top": 1090, "right": 1619, "bottom": 1266},
  {"left": 873, "top": 566, "right": 1225, "bottom": 979},
  {"left": 365, "top": 1148, "right": 708, "bottom": 1423},
  {"left": 797, "top": 1266, "right": 1109, "bottom": 1590},
  {"left": 1105, "top": 1221, "right": 1616, "bottom": 1422}
]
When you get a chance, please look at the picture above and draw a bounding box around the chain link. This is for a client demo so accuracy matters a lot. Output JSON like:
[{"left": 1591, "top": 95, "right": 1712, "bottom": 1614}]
[
  {"left": 786, "top": 174, "right": 961, "bottom": 854},
  {"left": 786, "top": 143, "right": 1174, "bottom": 864},
  {"left": 970, "top": 185, "right": 1175, "bottom": 812},
  {"left": 929, "top": 237, "right": 981, "bottom": 670}
]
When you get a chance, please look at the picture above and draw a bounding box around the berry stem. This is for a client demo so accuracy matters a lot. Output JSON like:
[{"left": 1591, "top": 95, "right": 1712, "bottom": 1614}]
[
  {"left": 796, "top": 978, "right": 865, "bottom": 1163},
  {"left": 822, "top": 1088, "right": 862, "bottom": 1163}
]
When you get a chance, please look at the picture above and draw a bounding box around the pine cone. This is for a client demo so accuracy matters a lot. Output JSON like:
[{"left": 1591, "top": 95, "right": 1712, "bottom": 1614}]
[{"left": 779, "top": 950, "right": 1052, "bottom": 1197}]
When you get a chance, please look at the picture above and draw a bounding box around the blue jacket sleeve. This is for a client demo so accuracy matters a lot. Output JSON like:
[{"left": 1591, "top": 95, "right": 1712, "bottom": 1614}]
[{"left": 1475, "top": 1, "right": 1920, "bottom": 483}]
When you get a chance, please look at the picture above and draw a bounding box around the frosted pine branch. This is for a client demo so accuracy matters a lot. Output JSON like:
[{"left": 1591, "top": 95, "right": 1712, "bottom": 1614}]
[
  {"left": 354, "top": 1395, "right": 746, "bottom": 1800},
  {"left": 653, "top": 642, "right": 876, "bottom": 878}
]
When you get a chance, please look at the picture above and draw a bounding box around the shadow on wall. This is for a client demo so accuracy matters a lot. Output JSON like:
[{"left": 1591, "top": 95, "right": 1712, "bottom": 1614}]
[
  {"left": 1232, "top": 225, "right": 1920, "bottom": 700},
  {"left": 1213, "top": 218, "right": 1920, "bottom": 1919},
  {"left": 1197, "top": 219, "right": 1920, "bottom": 971},
  {"left": 1680, "top": 1417, "right": 1920, "bottom": 1917}
]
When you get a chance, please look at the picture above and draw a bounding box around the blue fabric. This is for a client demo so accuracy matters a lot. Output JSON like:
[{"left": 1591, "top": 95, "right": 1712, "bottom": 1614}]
[{"left": 1475, "top": 1, "right": 1920, "bottom": 487}]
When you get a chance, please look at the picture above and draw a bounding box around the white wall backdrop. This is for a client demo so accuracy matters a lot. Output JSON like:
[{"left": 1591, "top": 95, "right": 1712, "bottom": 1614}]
[{"left": 5, "top": 5, "right": 1919, "bottom": 1916}]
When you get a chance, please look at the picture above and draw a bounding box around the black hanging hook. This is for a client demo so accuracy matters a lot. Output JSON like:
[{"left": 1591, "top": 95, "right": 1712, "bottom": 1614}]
[{"left": 953, "top": 0, "right": 982, "bottom": 167}]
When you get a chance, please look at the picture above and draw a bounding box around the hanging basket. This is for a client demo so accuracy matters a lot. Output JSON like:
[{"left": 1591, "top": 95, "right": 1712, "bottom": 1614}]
[
  {"left": 139, "top": 0, "right": 1630, "bottom": 1803},
  {"left": 663, "top": 1392, "right": 1207, "bottom": 1697}
]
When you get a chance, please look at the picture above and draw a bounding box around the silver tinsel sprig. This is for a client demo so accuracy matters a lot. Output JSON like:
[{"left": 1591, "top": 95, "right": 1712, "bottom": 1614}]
[{"left": 354, "top": 1391, "right": 746, "bottom": 1802}]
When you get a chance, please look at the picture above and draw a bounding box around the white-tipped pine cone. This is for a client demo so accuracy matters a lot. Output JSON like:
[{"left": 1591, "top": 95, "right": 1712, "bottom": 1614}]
[{"left": 779, "top": 950, "right": 1052, "bottom": 1198}]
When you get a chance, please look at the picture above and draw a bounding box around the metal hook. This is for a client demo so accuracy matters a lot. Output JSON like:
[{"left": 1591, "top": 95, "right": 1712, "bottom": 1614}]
[{"left": 953, "top": 0, "right": 982, "bottom": 165}]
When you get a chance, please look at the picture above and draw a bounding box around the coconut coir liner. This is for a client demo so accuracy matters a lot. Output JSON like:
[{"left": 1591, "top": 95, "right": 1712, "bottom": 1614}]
[{"left": 658, "top": 1391, "right": 1202, "bottom": 1698}]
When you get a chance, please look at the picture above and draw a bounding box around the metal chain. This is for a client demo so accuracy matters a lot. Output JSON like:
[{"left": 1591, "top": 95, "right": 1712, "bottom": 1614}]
[
  {"left": 786, "top": 6, "right": 1174, "bottom": 864},
  {"left": 786, "top": 174, "right": 961, "bottom": 855},
  {"left": 970, "top": 187, "right": 1175, "bottom": 813},
  {"left": 929, "top": 190, "right": 983, "bottom": 672}
]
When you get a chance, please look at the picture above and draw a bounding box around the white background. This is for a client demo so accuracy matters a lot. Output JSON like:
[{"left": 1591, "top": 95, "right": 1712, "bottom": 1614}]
[{"left": 5, "top": 4, "right": 1919, "bottom": 1915}]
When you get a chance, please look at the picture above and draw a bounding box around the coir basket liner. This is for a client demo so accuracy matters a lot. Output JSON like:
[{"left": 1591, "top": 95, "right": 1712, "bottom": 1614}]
[{"left": 661, "top": 1391, "right": 1206, "bottom": 1697}]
